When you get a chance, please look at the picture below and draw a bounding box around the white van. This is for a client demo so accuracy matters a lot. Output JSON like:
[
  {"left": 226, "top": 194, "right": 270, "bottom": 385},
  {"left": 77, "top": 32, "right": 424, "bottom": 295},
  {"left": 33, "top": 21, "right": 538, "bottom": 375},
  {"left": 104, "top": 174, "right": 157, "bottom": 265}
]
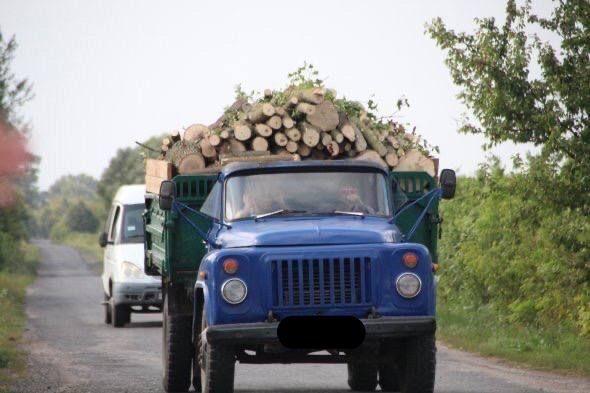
[{"left": 99, "top": 184, "right": 162, "bottom": 327}]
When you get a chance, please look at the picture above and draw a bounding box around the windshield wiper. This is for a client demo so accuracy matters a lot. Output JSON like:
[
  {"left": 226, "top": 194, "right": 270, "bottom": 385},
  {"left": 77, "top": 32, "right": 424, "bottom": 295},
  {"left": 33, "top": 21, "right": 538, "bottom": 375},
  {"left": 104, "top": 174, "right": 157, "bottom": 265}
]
[
  {"left": 254, "top": 209, "right": 307, "bottom": 221},
  {"left": 332, "top": 210, "right": 365, "bottom": 218}
]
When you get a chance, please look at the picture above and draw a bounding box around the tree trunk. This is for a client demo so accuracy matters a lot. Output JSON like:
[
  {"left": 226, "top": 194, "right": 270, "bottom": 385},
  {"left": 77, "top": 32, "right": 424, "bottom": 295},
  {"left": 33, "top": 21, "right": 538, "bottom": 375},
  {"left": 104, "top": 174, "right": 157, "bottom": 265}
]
[
  {"left": 331, "top": 129, "right": 344, "bottom": 144},
  {"left": 184, "top": 124, "right": 210, "bottom": 142},
  {"left": 297, "top": 87, "right": 325, "bottom": 104},
  {"left": 321, "top": 132, "right": 333, "bottom": 146},
  {"left": 297, "top": 143, "right": 312, "bottom": 157},
  {"left": 307, "top": 101, "right": 339, "bottom": 131},
  {"left": 299, "top": 122, "right": 320, "bottom": 147},
  {"left": 266, "top": 115, "right": 282, "bottom": 130},
  {"left": 177, "top": 153, "right": 206, "bottom": 174},
  {"left": 296, "top": 102, "right": 316, "bottom": 115},
  {"left": 199, "top": 138, "right": 217, "bottom": 158},
  {"left": 233, "top": 123, "right": 252, "bottom": 141},
  {"left": 247, "top": 103, "right": 275, "bottom": 123},
  {"left": 274, "top": 132, "right": 288, "bottom": 147},
  {"left": 285, "top": 140, "right": 299, "bottom": 153},
  {"left": 208, "top": 134, "right": 221, "bottom": 147},
  {"left": 354, "top": 150, "right": 387, "bottom": 167},
  {"left": 282, "top": 114, "right": 295, "bottom": 129},
  {"left": 327, "top": 141, "right": 340, "bottom": 157},
  {"left": 255, "top": 123, "right": 273, "bottom": 137},
  {"left": 285, "top": 127, "right": 301, "bottom": 142},
  {"left": 385, "top": 152, "right": 399, "bottom": 168},
  {"left": 352, "top": 122, "right": 367, "bottom": 152},
  {"left": 393, "top": 149, "right": 435, "bottom": 176},
  {"left": 251, "top": 136, "right": 269, "bottom": 152}
]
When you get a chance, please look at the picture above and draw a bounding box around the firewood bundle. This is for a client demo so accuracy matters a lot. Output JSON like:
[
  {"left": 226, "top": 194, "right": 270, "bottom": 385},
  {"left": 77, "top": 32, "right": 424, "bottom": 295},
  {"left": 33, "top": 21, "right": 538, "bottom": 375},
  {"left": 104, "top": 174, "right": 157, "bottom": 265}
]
[{"left": 149, "top": 83, "right": 438, "bottom": 187}]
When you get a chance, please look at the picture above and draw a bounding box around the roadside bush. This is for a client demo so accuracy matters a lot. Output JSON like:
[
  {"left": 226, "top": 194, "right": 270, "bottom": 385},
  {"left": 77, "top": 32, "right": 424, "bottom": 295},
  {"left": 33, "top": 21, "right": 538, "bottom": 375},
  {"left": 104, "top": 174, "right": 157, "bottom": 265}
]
[
  {"left": 65, "top": 201, "right": 99, "bottom": 233},
  {"left": 438, "top": 158, "right": 590, "bottom": 336}
]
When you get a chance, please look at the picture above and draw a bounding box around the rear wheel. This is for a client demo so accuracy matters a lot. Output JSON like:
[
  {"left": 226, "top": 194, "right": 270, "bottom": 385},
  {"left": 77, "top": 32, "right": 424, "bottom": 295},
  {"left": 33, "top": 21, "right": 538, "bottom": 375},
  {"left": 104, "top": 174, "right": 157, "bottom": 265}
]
[
  {"left": 104, "top": 293, "right": 112, "bottom": 324},
  {"left": 199, "top": 309, "right": 235, "bottom": 393},
  {"left": 162, "top": 292, "right": 192, "bottom": 392},
  {"left": 112, "top": 302, "right": 130, "bottom": 328},
  {"left": 347, "top": 347, "right": 378, "bottom": 391}
]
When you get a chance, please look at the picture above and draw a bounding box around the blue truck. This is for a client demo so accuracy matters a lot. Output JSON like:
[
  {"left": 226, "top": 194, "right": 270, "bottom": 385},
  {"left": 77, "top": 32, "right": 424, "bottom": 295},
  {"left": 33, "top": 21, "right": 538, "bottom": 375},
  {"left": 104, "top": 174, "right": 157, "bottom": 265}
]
[{"left": 144, "top": 159, "right": 456, "bottom": 393}]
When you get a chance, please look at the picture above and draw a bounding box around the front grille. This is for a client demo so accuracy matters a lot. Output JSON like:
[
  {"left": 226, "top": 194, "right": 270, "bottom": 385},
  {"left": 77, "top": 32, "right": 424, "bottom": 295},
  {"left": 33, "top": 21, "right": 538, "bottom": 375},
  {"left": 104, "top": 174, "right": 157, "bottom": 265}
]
[{"left": 271, "top": 257, "right": 372, "bottom": 307}]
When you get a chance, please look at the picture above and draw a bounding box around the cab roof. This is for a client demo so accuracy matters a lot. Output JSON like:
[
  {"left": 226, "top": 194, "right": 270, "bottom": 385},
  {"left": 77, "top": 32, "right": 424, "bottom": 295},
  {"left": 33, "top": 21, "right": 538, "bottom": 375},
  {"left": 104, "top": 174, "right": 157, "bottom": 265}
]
[
  {"left": 112, "top": 184, "right": 146, "bottom": 205},
  {"left": 219, "top": 159, "right": 388, "bottom": 180}
]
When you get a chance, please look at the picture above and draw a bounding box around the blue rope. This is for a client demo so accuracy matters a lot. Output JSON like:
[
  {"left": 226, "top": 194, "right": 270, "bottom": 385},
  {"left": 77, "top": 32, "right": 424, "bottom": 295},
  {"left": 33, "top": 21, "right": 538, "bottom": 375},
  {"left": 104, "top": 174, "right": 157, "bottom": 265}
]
[
  {"left": 389, "top": 188, "right": 441, "bottom": 242},
  {"left": 172, "top": 200, "right": 209, "bottom": 241}
]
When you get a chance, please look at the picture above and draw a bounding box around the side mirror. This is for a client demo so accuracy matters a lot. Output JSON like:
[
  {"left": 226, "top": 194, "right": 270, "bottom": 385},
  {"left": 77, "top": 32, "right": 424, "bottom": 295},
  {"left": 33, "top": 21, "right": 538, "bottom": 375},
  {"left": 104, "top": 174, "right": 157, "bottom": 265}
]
[
  {"left": 439, "top": 169, "right": 456, "bottom": 199},
  {"left": 159, "top": 180, "right": 176, "bottom": 211},
  {"left": 98, "top": 232, "right": 108, "bottom": 248}
]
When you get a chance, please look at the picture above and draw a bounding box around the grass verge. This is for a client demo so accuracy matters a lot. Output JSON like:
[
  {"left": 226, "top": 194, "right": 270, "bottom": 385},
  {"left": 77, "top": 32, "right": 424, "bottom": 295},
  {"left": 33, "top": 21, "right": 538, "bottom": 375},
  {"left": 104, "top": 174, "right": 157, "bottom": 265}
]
[
  {"left": 0, "top": 243, "right": 39, "bottom": 392},
  {"left": 438, "top": 302, "right": 590, "bottom": 375},
  {"left": 59, "top": 232, "right": 102, "bottom": 264}
]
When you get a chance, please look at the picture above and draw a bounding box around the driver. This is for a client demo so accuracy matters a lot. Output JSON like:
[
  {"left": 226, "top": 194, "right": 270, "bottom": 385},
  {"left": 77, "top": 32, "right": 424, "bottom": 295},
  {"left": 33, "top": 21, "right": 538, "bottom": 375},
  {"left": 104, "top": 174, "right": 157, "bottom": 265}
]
[{"left": 339, "top": 185, "right": 375, "bottom": 214}]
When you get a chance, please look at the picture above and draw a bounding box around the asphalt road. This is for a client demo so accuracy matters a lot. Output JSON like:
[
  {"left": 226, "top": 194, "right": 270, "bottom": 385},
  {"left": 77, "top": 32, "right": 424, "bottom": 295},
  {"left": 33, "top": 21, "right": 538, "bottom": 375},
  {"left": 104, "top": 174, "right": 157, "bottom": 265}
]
[{"left": 12, "top": 241, "right": 590, "bottom": 393}]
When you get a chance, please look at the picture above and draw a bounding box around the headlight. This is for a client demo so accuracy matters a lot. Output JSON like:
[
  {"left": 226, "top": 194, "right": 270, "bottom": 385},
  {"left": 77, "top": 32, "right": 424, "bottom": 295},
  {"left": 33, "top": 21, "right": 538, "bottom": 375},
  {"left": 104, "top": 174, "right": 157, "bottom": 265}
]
[
  {"left": 221, "top": 278, "right": 247, "bottom": 304},
  {"left": 121, "top": 261, "right": 143, "bottom": 279},
  {"left": 395, "top": 273, "right": 422, "bottom": 298}
]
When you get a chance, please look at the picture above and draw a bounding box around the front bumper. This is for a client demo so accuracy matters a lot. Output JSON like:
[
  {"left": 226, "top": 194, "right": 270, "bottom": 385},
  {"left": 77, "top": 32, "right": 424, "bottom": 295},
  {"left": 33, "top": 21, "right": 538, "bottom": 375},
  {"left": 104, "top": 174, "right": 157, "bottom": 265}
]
[
  {"left": 205, "top": 316, "right": 435, "bottom": 345},
  {"left": 112, "top": 282, "right": 162, "bottom": 307}
]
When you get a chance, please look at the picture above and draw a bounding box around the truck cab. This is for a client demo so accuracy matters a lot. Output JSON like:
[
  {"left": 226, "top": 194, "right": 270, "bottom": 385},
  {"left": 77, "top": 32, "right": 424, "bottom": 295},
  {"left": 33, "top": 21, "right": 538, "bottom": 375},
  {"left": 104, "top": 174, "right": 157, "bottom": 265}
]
[{"left": 144, "top": 160, "right": 455, "bottom": 393}]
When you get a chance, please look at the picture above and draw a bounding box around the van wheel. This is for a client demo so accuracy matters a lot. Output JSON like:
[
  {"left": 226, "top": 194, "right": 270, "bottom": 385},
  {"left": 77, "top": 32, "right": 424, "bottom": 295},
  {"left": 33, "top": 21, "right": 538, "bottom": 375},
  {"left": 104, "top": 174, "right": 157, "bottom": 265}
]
[
  {"left": 112, "top": 303, "right": 130, "bottom": 327},
  {"left": 104, "top": 293, "right": 112, "bottom": 324},
  {"left": 199, "top": 309, "right": 235, "bottom": 393},
  {"left": 399, "top": 334, "right": 436, "bottom": 393},
  {"left": 347, "top": 348, "right": 378, "bottom": 391},
  {"left": 162, "top": 293, "right": 192, "bottom": 392}
]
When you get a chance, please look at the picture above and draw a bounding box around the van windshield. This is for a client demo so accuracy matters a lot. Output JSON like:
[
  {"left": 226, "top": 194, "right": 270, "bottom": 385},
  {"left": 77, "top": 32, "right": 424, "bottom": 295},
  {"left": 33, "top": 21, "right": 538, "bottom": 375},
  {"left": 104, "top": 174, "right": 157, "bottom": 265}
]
[
  {"left": 121, "top": 204, "right": 144, "bottom": 244},
  {"left": 224, "top": 171, "right": 390, "bottom": 221}
]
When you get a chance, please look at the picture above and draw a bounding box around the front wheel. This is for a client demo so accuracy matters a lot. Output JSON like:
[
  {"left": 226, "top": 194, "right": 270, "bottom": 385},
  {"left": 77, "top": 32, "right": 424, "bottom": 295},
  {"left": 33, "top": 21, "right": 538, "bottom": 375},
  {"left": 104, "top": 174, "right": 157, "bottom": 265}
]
[
  {"left": 162, "top": 292, "right": 192, "bottom": 392},
  {"left": 112, "top": 302, "right": 130, "bottom": 328},
  {"left": 104, "top": 293, "right": 112, "bottom": 324},
  {"left": 347, "top": 347, "right": 378, "bottom": 391},
  {"left": 199, "top": 309, "right": 235, "bottom": 393},
  {"left": 399, "top": 334, "right": 436, "bottom": 393}
]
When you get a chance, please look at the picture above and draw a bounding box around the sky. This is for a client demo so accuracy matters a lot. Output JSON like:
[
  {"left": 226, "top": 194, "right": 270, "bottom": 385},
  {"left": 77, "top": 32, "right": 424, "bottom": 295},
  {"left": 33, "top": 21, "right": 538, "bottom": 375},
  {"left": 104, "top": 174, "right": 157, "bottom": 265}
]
[{"left": 0, "top": 0, "right": 550, "bottom": 190}]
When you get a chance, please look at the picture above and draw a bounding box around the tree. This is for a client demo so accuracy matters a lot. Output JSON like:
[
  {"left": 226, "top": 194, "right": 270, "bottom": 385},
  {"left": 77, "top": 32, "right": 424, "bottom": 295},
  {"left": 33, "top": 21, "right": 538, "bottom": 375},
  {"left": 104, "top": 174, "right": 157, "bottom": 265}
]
[
  {"left": 65, "top": 201, "right": 99, "bottom": 233},
  {"left": 48, "top": 174, "right": 98, "bottom": 201},
  {"left": 97, "top": 135, "right": 164, "bottom": 207},
  {"left": 427, "top": 0, "right": 589, "bottom": 212}
]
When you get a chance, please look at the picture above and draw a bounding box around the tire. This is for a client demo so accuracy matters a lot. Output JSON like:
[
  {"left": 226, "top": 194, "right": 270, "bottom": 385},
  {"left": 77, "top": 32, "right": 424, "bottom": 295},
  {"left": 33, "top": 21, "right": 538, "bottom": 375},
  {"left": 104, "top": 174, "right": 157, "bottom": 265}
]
[
  {"left": 379, "top": 340, "right": 402, "bottom": 392},
  {"left": 199, "top": 309, "right": 235, "bottom": 393},
  {"left": 399, "top": 334, "right": 436, "bottom": 393},
  {"left": 347, "top": 347, "right": 378, "bottom": 391},
  {"left": 104, "top": 293, "right": 112, "bottom": 324},
  {"left": 112, "top": 302, "right": 130, "bottom": 328},
  {"left": 162, "top": 293, "right": 192, "bottom": 392}
]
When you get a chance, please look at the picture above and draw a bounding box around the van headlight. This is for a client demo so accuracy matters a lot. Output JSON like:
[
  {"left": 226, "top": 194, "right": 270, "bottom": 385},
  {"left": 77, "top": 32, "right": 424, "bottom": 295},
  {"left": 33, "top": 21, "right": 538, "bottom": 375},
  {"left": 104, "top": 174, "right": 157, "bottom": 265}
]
[
  {"left": 121, "top": 261, "right": 143, "bottom": 279},
  {"left": 221, "top": 278, "right": 247, "bottom": 304},
  {"left": 395, "top": 273, "right": 422, "bottom": 298}
]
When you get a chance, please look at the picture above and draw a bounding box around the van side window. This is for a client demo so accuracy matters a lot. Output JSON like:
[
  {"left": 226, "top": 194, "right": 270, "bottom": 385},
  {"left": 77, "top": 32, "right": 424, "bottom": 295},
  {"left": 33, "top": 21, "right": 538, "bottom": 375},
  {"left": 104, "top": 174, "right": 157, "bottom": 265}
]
[{"left": 109, "top": 206, "right": 121, "bottom": 243}]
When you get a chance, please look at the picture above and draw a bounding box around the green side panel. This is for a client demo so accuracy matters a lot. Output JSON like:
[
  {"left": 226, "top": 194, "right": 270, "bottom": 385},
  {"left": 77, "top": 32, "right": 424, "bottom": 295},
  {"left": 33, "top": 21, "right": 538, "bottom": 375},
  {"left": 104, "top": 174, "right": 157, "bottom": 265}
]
[
  {"left": 390, "top": 172, "right": 440, "bottom": 262},
  {"left": 144, "top": 174, "right": 217, "bottom": 285}
]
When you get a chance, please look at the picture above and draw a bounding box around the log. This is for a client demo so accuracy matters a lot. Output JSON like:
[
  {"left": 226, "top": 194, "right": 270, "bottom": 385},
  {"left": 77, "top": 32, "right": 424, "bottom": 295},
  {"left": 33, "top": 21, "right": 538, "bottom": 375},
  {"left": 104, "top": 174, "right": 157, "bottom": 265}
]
[
  {"left": 184, "top": 124, "right": 210, "bottom": 142},
  {"left": 299, "top": 122, "right": 320, "bottom": 147},
  {"left": 221, "top": 153, "right": 296, "bottom": 166},
  {"left": 393, "top": 149, "right": 436, "bottom": 176},
  {"left": 233, "top": 123, "right": 252, "bottom": 141},
  {"left": 251, "top": 136, "right": 269, "bottom": 152},
  {"left": 218, "top": 141, "right": 232, "bottom": 156},
  {"left": 209, "top": 98, "right": 245, "bottom": 130},
  {"left": 161, "top": 145, "right": 169, "bottom": 153},
  {"left": 297, "top": 143, "right": 312, "bottom": 157},
  {"left": 357, "top": 117, "right": 387, "bottom": 156},
  {"left": 166, "top": 140, "right": 202, "bottom": 167},
  {"left": 344, "top": 143, "right": 352, "bottom": 152},
  {"left": 284, "top": 96, "right": 299, "bottom": 109},
  {"left": 385, "top": 152, "right": 399, "bottom": 168},
  {"left": 306, "top": 101, "right": 339, "bottom": 131},
  {"left": 266, "top": 115, "right": 282, "bottom": 130},
  {"left": 275, "top": 107, "right": 286, "bottom": 116},
  {"left": 285, "top": 127, "right": 301, "bottom": 142},
  {"left": 387, "top": 136, "right": 400, "bottom": 149},
  {"left": 285, "top": 140, "right": 299, "bottom": 153},
  {"left": 326, "top": 141, "right": 340, "bottom": 157},
  {"left": 208, "top": 134, "right": 221, "bottom": 147},
  {"left": 331, "top": 129, "right": 344, "bottom": 144},
  {"left": 321, "top": 132, "right": 333, "bottom": 146},
  {"left": 255, "top": 123, "right": 273, "bottom": 137},
  {"left": 296, "top": 102, "right": 316, "bottom": 115},
  {"left": 282, "top": 114, "right": 295, "bottom": 129},
  {"left": 178, "top": 153, "right": 206, "bottom": 174},
  {"left": 354, "top": 150, "right": 387, "bottom": 167},
  {"left": 297, "top": 87, "right": 325, "bottom": 104},
  {"left": 229, "top": 139, "right": 246, "bottom": 154},
  {"left": 162, "top": 137, "right": 172, "bottom": 147},
  {"left": 264, "top": 89, "right": 273, "bottom": 98},
  {"left": 247, "top": 103, "right": 275, "bottom": 123},
  {"left": 219, "top": 129, "right": 231, "bottom": 139},
  {"left": 170, "top": 130, "right": 181, "bottom": 143},
  {"left": 199, "top": 138, "right": 217, "bottom": 158},
  {"left": 274, "top": 132, "right": 288, "bottom": 147},
  {"left": 352, "top": 122, "right": 368, "bottom": 152},
  {"left": 338, "top": 114, "right": 356, "bottom": 142}
]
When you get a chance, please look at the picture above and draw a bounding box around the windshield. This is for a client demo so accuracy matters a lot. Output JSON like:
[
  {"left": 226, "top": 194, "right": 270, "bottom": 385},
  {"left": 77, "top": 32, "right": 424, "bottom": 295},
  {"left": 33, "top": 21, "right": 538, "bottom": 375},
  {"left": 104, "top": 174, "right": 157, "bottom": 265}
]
[
  {"left": 121, "top": 204, "right": 144, "bottom": 244},
  {"left": 224, "top": 171, "right": 390, "bottom": 221}
]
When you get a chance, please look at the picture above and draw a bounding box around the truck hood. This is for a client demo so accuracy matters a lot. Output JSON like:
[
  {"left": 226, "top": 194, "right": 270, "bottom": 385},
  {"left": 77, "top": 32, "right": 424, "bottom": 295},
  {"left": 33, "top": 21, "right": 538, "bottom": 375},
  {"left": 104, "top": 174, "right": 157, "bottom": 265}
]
[{"left": 214, "top": 216, "right": 400, "bottom": 248}]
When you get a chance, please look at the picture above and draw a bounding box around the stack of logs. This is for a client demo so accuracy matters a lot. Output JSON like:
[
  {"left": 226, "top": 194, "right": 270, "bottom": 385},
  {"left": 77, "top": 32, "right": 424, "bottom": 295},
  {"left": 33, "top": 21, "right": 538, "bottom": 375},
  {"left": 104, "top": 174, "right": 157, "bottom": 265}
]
[{"left": 155, "top": 87, "right": 436, "bottom": 177}]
